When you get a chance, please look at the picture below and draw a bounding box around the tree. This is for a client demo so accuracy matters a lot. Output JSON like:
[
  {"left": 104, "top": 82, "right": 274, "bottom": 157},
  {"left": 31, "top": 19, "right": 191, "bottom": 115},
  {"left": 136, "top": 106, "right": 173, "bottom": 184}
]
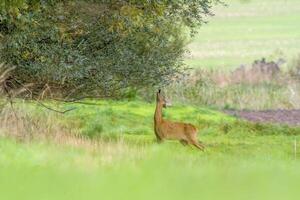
[{"left": 0, "top": 0, "right": 220, "bottom": 99}]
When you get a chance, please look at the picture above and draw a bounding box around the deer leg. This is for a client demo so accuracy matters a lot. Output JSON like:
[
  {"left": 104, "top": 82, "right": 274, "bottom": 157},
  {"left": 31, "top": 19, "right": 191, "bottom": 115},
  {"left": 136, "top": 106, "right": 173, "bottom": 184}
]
[
  {"left": 154, "top": 129, "right": 164, "bottom": 143},
  {"left": 157, "top": 139, "right": 164, "bottom": 143},
  {"left": 179, "top": 139, "right": 188, "bottom": 146},
  {"left": 198, "top": 140, "right": 206, "bottom": 148},
  {"left": 156, "top": 136, "right": 164, "bottom": 144},
  {"left": 191, "top": 140, "right": 205, "bottom": 151},
  {"left": 187, "top": 136, "right": 205, "bottom": 151},
  {"left": 197, "top": 141, "right": 206, "bottom": 150}
]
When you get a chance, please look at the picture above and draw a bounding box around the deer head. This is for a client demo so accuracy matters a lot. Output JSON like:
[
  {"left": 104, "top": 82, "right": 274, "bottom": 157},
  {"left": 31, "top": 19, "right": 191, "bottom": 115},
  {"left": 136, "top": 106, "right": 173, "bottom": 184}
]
[{"left": 156, "top": 89, "right": 172, "bottom": 108}]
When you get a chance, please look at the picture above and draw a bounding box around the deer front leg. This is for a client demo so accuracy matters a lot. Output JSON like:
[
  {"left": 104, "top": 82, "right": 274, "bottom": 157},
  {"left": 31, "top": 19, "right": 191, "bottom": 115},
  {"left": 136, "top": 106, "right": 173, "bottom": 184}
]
[
  {"left": 156, "top": 136, "right": 164, "bottom": 143},
  {"left": 154, "top": 128, "right": 164, "bottom": 143}
]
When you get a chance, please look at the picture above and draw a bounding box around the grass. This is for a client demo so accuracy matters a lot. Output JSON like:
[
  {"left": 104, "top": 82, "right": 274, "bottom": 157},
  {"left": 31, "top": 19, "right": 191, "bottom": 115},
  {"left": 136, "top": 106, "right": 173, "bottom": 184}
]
[
  {"left": 1, "top": 100, "right": 300, "bottom": 200},
  {"left": 186, "top": 0, "right": 300, "bottom": 69},
  {"left": 1, "top": 136, "right": 300, "bottom": 200}
]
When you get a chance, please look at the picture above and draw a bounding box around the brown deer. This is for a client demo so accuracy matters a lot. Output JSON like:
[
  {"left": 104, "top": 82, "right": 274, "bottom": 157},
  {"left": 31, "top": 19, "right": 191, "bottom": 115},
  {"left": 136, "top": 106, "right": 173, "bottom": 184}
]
[{"left": 154, "top": 89, "right": 205, "bottom": 151}]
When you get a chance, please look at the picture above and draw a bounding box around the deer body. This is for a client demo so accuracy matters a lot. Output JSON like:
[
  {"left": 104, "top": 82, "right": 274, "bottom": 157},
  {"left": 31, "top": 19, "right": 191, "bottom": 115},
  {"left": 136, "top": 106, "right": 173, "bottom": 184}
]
[{"left": 154, "top": 90, "right": 205, "bottom": 150}]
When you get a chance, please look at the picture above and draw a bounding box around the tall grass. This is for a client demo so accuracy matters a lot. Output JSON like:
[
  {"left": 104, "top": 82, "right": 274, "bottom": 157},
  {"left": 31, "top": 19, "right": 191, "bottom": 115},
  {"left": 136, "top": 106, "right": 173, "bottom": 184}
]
[{"left": 164, "top": 58, "right": 300, "bottom": 110}]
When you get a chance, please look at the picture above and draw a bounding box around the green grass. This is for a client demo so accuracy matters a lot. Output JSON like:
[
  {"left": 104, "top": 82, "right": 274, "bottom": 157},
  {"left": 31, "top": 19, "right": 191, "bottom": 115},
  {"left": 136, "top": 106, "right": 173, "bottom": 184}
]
[
  {"left": 63, "top": 100, "right": 235, "bottom": 137},
  {"left": 186, "top": 0, "right": 300, "bottom": 69},
  {"left": 1, "top": 100, "right": 300, "bottom": 200}
]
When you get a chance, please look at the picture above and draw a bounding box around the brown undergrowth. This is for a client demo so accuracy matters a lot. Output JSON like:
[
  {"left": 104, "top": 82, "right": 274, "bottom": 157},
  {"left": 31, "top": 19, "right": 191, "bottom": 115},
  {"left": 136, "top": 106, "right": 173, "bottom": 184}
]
[{"left": 0, "top": 102, "right": 147, "bottom": 164}]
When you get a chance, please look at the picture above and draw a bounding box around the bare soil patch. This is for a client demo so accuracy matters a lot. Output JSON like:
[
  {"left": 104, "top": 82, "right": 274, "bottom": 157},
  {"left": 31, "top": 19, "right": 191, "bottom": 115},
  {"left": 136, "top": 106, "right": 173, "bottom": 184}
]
[{"left": 225, "top": 110, "right": 300, "bottom": 126}]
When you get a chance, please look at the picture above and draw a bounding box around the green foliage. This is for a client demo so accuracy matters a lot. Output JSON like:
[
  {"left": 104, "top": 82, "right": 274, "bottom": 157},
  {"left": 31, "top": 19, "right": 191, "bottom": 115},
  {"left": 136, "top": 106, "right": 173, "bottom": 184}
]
[{"left": 0, "top": 0, "right": 220, "bottom": 99}]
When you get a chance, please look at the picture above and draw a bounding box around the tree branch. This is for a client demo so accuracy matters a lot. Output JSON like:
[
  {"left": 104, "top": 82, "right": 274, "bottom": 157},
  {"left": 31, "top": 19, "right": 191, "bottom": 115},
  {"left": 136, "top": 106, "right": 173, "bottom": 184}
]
[{"left": 36, "top": 101, "right": 76, "bottom": 114}]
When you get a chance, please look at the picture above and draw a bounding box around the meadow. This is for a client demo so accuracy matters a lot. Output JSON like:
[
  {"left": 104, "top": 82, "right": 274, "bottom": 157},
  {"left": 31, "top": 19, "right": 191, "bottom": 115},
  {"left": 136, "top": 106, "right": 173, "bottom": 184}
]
[
  {"left": 186, "top": 0, "right": 300, "bottom": 69},
  {"left": 1, "top": 0, "right": 300, "bottom": 200}
]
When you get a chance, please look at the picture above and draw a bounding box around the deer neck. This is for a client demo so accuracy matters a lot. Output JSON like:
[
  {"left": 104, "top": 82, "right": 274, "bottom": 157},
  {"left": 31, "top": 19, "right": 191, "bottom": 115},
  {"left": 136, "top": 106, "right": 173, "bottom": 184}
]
[{"left": 154, "top": 102, "right": 163, "bottom": 124}]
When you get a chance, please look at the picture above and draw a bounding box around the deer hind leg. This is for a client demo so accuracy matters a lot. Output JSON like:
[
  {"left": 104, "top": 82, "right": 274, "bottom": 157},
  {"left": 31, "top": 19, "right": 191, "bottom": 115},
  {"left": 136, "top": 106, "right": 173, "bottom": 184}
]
[
  {"left": 198, "top": 140, "right": 206, "bottom": 148},
  {"left": 191, "top": 140, "right": 205, "bottom": 151},
  {"left": 197, "top": 141, "right": 205, "bottom": 150},
  {"left": 187, "top": 135, "right": 205, "bottom": 151}
]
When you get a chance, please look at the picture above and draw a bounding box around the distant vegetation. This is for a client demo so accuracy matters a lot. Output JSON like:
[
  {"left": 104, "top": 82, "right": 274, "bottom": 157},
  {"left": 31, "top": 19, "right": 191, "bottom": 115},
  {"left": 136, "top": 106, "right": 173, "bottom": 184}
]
[{"left": 164, "top": 56, "right": 300, "bottom": 110}]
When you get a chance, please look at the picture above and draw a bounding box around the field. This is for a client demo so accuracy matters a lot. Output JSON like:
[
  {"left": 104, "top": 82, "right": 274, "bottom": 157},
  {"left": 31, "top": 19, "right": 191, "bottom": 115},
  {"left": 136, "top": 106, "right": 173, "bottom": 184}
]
[
  {"left": 1, "top": 101, "right": 300, "bottom": 200},
  {"left": 1, "top": 0, "right": 300, "bottom": 200},
  {"left": 186, "top": 0, "right": 300, "bottom": 69}
]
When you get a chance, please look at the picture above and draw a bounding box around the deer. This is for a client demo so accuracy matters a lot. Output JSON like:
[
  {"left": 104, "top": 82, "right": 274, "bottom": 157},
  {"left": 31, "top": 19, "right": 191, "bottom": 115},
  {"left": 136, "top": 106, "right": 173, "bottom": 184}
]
[{"left": 154, "top": 89, "right": 205, "bottom": 151}]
